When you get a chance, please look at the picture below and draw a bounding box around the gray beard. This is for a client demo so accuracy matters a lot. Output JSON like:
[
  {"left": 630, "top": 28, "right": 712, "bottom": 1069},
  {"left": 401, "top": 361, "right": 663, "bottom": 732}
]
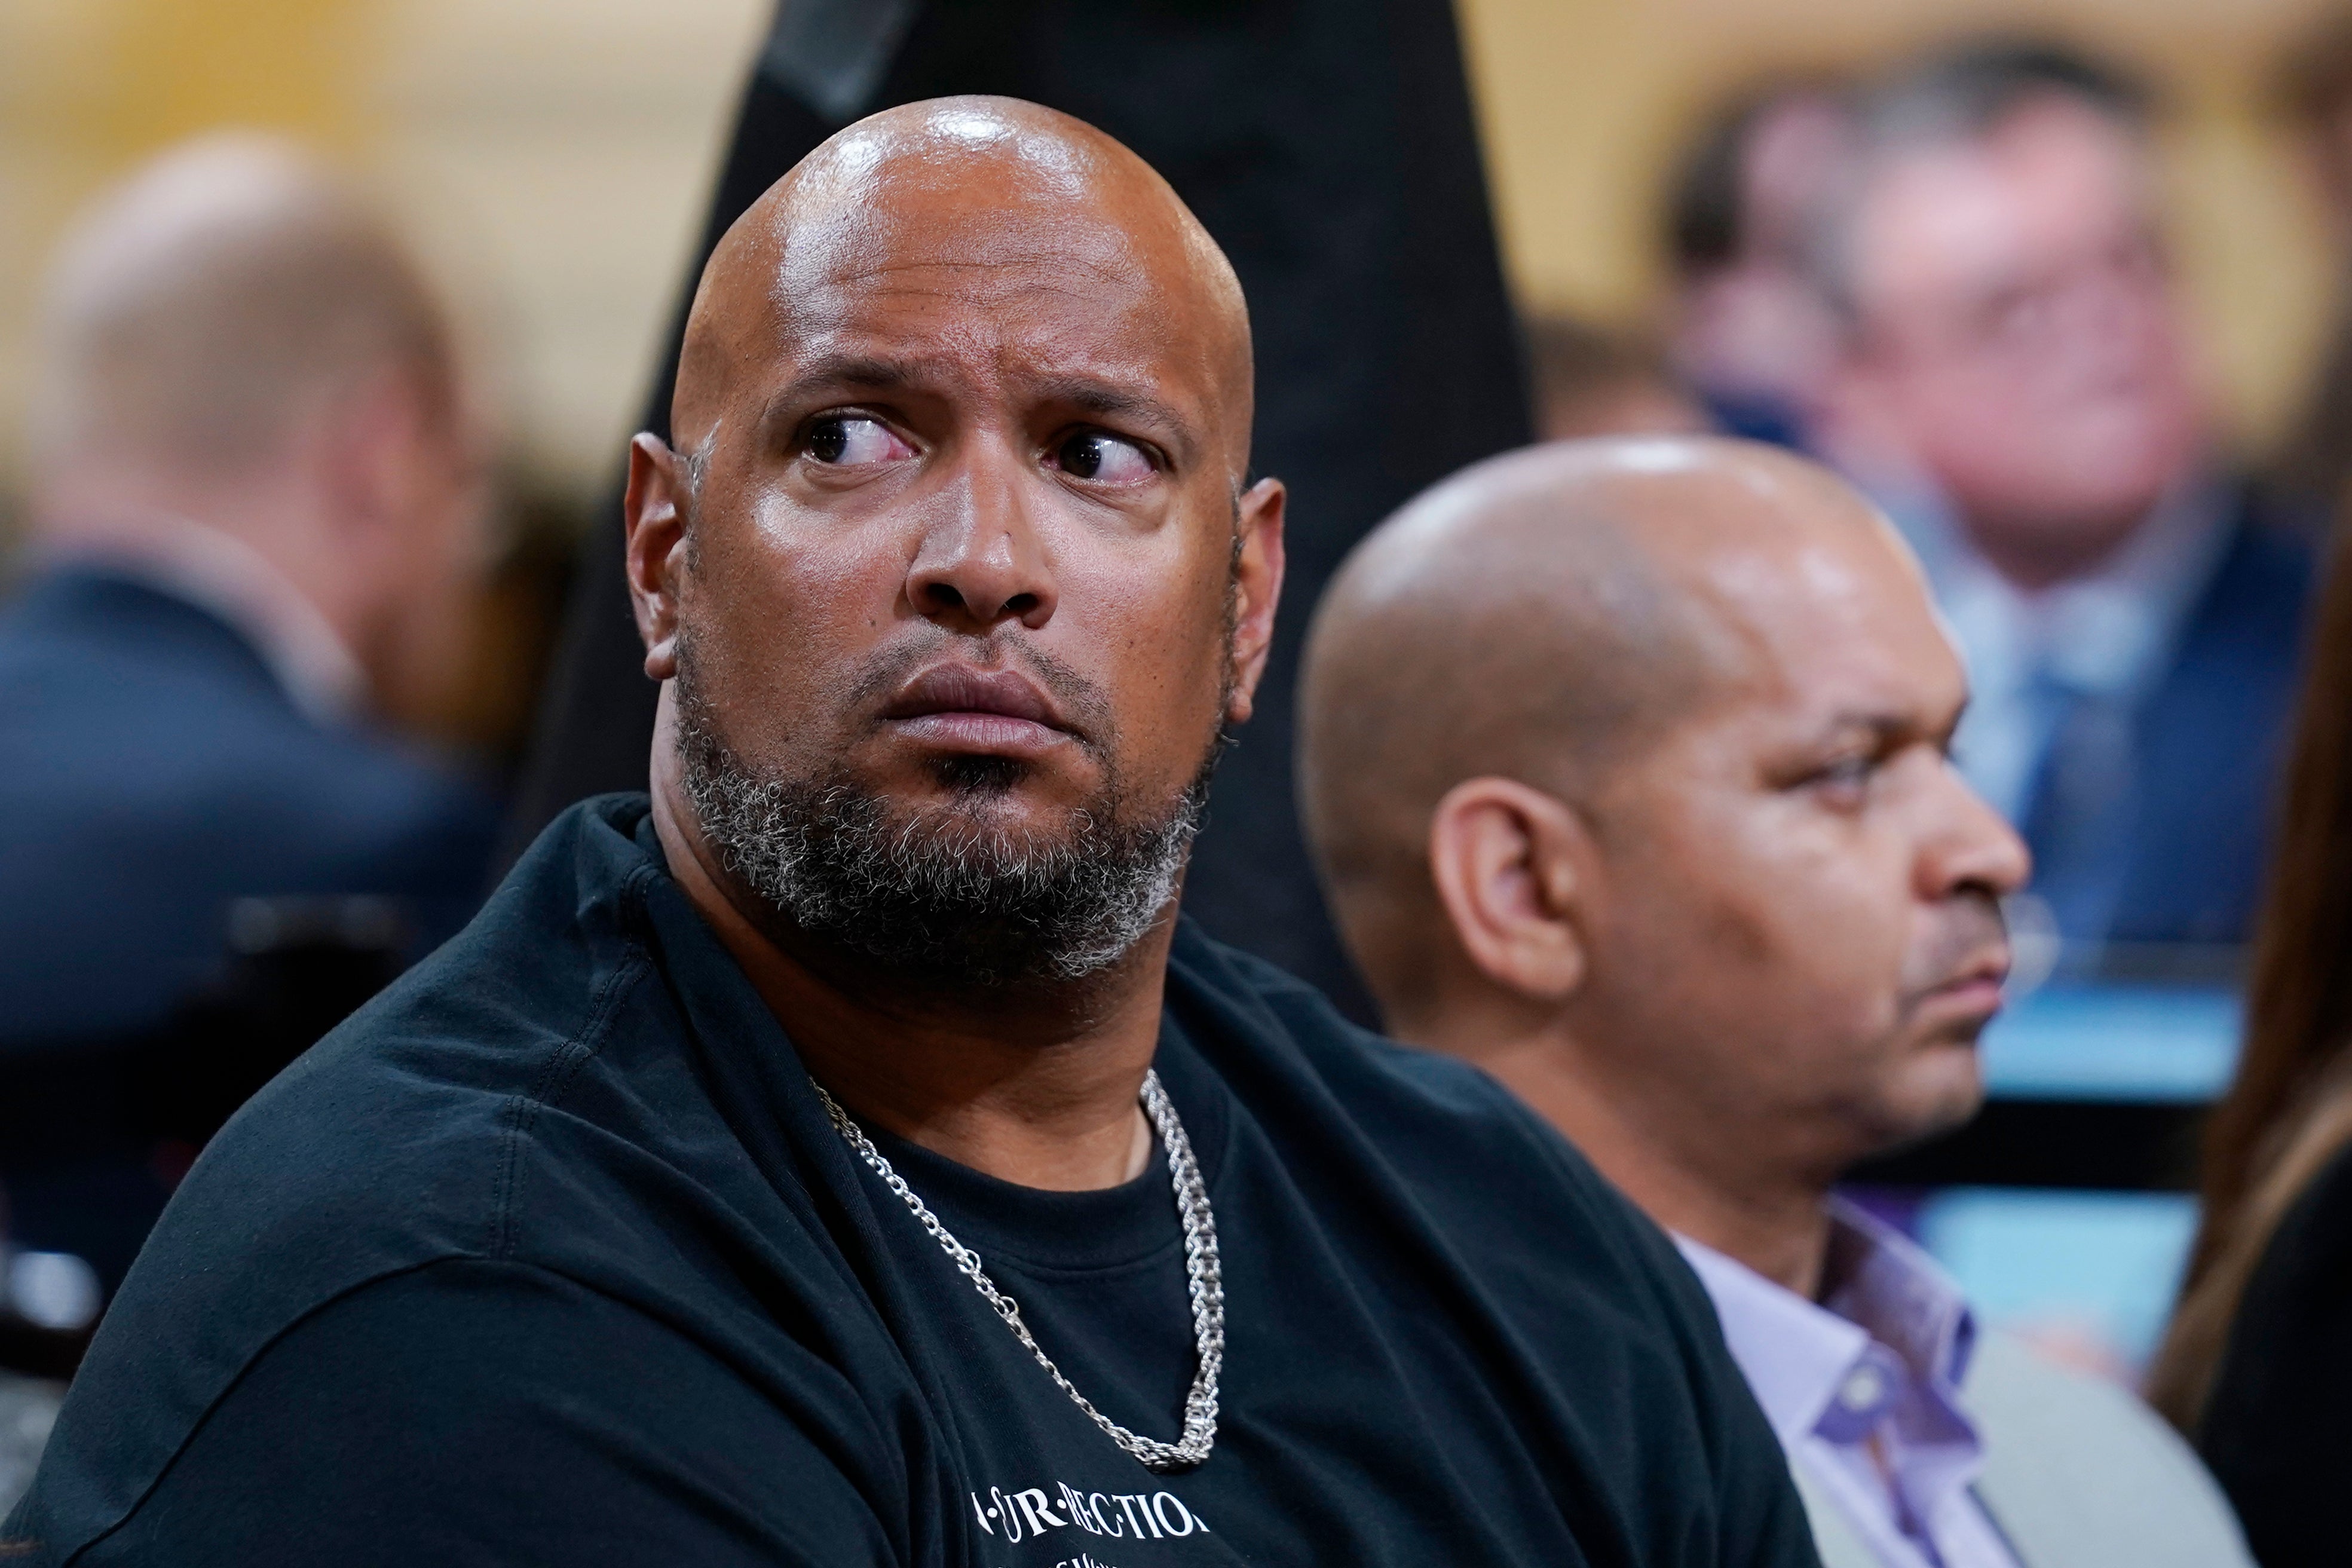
[{"left": 674, "top": 663, "right": 1218, "bottom": 993}]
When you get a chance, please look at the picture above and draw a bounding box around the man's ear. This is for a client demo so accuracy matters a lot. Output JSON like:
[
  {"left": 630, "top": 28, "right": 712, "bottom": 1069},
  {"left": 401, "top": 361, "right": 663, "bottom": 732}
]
[
  {"left": 1427, "top": 776, "right": 1594, "bottom": 1003},
  {"left": 625, "top": 431, "right": 691, "bottom": 681},
  {"left": 1223, "top": 477, "right": 1287, "bottom": 727}
]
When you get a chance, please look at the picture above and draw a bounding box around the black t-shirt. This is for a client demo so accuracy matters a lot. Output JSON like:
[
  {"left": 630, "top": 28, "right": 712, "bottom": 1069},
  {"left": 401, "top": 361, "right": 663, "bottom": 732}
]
[{"left": 4, "top": 795, "right": 1817, "bottom": 1567}]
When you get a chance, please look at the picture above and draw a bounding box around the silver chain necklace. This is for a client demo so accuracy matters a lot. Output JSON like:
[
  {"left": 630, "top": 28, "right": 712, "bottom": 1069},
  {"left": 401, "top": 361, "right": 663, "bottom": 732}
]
[{"left": 813, "top": 1070, "right": 1224, "bottom": 1472}]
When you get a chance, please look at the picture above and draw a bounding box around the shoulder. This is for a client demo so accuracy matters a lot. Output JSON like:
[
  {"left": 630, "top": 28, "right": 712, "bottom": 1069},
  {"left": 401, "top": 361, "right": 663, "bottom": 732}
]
[
  {"left": 1966, "top": 1330, "right": 2253, "bottom": 1567},
  {"left": 10, "top": 1258, "right": 894, "bottom": 1568},
  {"left": 1165, "top": 923, "right": 1815, "bottom": 1554},
  {"left": 2200, "top": 1133, "right": 2352, "bottom": 1434},
  {"left": 2196, "top": 1138, "right": 2352, "bottom": 1568},
  {"left": 1168, "top": 920, "right": 1609, "bottom": 1190},
  {"left": 2186, "top": 492, "right": 2320, "bottom": 650},
  {"left": 0, "top": 568, "right": 286, "bottom": 733},
  {"left": 2255, "top": 1132, "right": 2352, "bottom": 1286},
  {"left": 1165, "top": 918, "right": 1738, "bottom": 1380},
  {"left": 0, "top": 571, "right": 496, "bottom": 884},
  {"left": 172, "top": 795, "right": 673, "bottom": 1267},
  {"left": 23, "top": 801, "right": 681, "bottom": 1549}
]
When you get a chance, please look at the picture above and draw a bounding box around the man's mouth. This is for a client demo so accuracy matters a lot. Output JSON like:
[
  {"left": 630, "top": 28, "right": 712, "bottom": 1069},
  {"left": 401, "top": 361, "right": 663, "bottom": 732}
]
[
  {"left": 1915, "top": 945, "right": 2012, "bottom": 1022},
  {"left": 878, "top": 663, "right": 1076, "bottom": 756}
]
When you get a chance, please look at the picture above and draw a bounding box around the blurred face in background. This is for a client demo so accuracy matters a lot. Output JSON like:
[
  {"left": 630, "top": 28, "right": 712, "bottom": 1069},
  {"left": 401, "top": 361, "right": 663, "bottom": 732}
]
[{"left": 1835, "top": 97, "right": 2203, "bottom": 586}]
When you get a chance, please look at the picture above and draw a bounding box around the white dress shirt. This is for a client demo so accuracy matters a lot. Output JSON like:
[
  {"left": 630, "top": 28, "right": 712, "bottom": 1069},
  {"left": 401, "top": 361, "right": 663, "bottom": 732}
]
[{"left": 1886, "top": 479, "right": 2230, "bottom": 826}]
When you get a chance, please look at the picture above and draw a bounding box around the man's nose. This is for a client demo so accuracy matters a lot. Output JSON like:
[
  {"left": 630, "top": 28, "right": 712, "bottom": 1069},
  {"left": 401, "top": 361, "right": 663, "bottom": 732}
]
[
  {"left": 904, "top": 442, "right": 1059, "bottom": 634},
  {"left": 1919, "top": 765, "right": 2033, "bottom": 903}
]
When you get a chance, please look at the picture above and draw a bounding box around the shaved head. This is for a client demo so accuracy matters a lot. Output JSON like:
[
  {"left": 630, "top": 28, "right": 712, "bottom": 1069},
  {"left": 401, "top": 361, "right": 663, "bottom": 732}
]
[
  {"left": 1304, "top": 437, "right": 1885, "bottom": 914},
  {"left": 676, "top": 97, "right": 1254, "bottom": 491},
  {"left": 1302, "top": 435, "right": 1948, "bottom": 1012},
  {"left": 32, "top": 132, "right": 454, "bottom": 483}
]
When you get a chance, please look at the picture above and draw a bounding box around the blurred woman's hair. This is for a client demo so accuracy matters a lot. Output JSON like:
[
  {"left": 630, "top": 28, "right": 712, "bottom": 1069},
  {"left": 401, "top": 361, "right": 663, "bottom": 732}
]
[{"left": 2151, "top": 526, "right": 2352, "bottom": 1428}]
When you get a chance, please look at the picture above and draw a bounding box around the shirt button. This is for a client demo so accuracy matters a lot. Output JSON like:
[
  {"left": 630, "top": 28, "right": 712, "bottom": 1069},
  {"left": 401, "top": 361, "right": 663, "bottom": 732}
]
[{"left": 1838, "top": 1364, "right": 1886, "bottom": 1414}]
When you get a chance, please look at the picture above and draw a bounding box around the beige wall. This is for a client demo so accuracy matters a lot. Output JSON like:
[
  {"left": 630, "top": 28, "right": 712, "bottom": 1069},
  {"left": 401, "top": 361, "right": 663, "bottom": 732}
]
[
  {"left": 0, "top": 0, "right": 2342, "bottom": 502},
  {"left": 0, "top": 0, "right": 768, "bottom": 496},
  {"left": 1458, "top": 0, "right": 2348, "bottom": 451}
]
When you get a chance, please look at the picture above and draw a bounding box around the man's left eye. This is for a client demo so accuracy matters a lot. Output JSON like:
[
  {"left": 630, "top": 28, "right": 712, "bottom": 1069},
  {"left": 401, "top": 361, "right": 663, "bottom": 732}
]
[{"left": 1054, "top": 431, "right": 1156, "bottom": 484}]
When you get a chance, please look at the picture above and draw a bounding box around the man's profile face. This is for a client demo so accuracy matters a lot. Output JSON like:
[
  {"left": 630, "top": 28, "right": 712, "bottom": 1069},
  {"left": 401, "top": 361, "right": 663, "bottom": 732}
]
[
  {"left": 1579, "top": 520, "right": 2028, "bottom": 1172},
  {"left": 627, "top": 112, "right": 1281, "bottom": 986},
  {"left": 1845, "top": 98, "right": 2199, "bottom": 561}
]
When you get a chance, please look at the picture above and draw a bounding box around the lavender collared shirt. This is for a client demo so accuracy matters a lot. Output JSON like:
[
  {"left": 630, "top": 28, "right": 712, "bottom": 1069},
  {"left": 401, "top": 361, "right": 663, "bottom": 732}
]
[{"left": 1677, "top": 1202, "right": 2022, "bottom": 1568}]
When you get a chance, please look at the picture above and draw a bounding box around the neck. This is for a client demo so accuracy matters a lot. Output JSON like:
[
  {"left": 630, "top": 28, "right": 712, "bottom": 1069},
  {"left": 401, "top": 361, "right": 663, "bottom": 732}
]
[
  {"left": 1408, "top": 1003, "right": 1835, "bottom": 1298},
  {"left": 38, "top": 461, "right": 371, "bottom": 650},
  {"left": 649, "top": 709, "right": 1163, "bottom": 1193}
]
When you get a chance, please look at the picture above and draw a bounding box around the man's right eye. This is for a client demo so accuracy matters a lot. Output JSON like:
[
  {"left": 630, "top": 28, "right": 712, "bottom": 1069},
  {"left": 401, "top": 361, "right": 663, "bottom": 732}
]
[
  {"left": 803, "top": 415, "right": 915, "bottom": 466},
  {"left": 1806, "top": 752, "right": 1879, "bottom": 810}
]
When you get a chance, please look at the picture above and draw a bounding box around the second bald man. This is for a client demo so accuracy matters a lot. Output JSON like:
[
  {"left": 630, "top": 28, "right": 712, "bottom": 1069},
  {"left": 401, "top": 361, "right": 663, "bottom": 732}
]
[
  {"left": 1301, "top": 437, "right": 2251, "bottom": 1568},
  {"left": 5, "top": 104, "right": 1814, "bottom": 1568}
]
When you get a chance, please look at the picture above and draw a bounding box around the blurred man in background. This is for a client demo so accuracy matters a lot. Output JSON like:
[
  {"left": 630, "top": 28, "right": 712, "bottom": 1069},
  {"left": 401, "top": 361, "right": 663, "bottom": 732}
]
[
  {"left": 1300, "top": 436, "right": 2256, "bottom": 1568},
  {"left": 1809, "top": 42, "right": 2316, "bottom": 947},
  {"left": 0, "top": 134, "right": 500, "bottom": 1285}
]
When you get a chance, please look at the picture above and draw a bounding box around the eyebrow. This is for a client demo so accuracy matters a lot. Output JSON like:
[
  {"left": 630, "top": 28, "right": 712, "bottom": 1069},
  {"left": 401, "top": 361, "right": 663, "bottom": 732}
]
[
  {"left": 1819, "top": 702, "right": 1965, "bottom": 749},
  {"left": 1023, "top": 373, "right": 1180, "bottom": 425},
  {"left": 771, "top": 354, "right": 929, "bottom": 402}
]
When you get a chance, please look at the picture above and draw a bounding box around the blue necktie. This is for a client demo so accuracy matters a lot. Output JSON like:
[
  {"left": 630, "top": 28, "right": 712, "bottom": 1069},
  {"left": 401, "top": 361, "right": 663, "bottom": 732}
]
[{"left": 2016, "top": 669, "right": 2139, "bottom": 942}]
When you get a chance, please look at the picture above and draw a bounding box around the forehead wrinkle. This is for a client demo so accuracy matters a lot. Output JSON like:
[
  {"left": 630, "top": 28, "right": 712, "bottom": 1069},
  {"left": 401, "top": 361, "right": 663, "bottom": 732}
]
[
  {"left": 678, "top": 96, "right": 1252, "bottom": 476},
  {"left": 774, "top": 241, "right": 1160, "bottom": 348},
  {"left": 768, "top": 206, "right": 1184, "bottom": 359}
]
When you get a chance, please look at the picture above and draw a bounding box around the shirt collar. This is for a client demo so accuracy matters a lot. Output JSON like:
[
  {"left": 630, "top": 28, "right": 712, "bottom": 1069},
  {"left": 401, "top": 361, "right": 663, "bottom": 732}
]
[
  {"left": 1676, "top": 1229, "right": 1870, "bottom": 1447},
  {"left": 32, "top": 514, "right": 369, "bottom": 727},
  {"left": 1674, "top": 1199, "right": 1977, "bottom": 1447},
  {"left": 1889, "top": 472, "right": 2232, "bottom": 705},
  {"left": 1819, "top": 1197, "right": 1976, "bottom": 1389}
]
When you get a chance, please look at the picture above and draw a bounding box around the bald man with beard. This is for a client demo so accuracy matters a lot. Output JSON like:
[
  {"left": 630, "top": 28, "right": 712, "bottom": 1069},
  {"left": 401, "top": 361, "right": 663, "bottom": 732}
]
[
  {"left": 1301, "top": 437, "right": 2253, "bottom": 1568},
  {"left": 4, "top": 103, "right": 1815, "bottom": 1568}
]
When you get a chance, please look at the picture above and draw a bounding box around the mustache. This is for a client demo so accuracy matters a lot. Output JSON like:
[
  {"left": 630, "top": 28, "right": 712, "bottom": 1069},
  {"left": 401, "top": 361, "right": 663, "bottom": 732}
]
[
  {"left": 1901, "top": 889, "right": 2011, "bottom": 1004},
  {"left": 838, "top": 628, "right": 1120, "bottom": 754}
]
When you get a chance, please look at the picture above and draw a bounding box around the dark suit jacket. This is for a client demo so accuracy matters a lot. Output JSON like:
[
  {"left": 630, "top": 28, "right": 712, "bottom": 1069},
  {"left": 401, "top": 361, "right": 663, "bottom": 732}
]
[
  {"left": 0, "top": 565, "right": 498, "bottom": 1282},
  {"left": 0, "top": 565, "right": 498, "bottom": 1047},
  {"left": 2031, "top": 497, "right": 2317, "bottom": 945}
]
